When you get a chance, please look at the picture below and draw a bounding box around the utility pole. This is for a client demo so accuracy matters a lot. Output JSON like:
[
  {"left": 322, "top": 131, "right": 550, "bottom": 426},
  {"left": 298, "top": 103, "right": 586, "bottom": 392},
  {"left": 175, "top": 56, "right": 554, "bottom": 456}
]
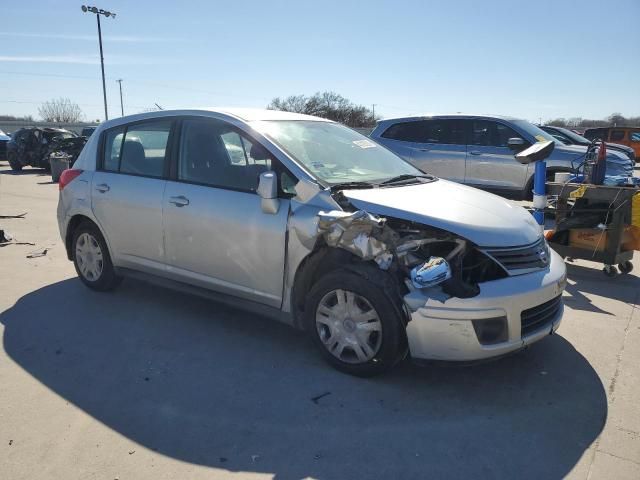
[
  {"left": 372, "top": 104, "right": 376, "bottom": 118},
  {"left": 81, "top": 5, "right": 116, "bottom": 121},
  {"left": 116, "top": 79, "right": 124, "bottom": 116}
]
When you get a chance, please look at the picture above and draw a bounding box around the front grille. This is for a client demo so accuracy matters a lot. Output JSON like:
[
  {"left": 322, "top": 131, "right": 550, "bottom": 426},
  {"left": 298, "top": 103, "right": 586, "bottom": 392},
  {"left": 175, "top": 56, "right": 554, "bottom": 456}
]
[
  {"left": 521, "top": 295, "right": 562, "bottom": 336},
  {"left": 482, "top": 238, "right": 549, "bottom": 274}
]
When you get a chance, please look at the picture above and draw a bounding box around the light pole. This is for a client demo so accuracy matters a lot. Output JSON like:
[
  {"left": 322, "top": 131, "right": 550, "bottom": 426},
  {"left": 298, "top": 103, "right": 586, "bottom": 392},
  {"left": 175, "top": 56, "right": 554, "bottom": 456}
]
[
  {"left": 81, "top": 5, "right": 116, "bottom": 121},
  {"left": 116, "top": 79, "right": 124, "bottom": 116}
]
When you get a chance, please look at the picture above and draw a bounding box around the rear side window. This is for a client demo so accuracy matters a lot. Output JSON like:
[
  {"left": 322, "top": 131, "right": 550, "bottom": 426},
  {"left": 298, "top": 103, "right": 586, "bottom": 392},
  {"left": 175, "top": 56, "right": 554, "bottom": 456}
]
[
  {"left": 103, "top": 127, "right": 124, "bottom": 171},
  {"left": 610, "top": 130, "right": 625, "bottom": 142},
  {"left": 381, "top": 121, "right": 426, "bottom": 142},
  {"left": 425, "top": 119, "right": 466, "bottom": 145},
  {"left": 631, "top": 132, "right": 640, "bottom": 142},
  {"left": 381, "top": 119, "right": 465, "bottom": 144},
  {"left": 101, "top": 120, "right": 172, "bottom": 177}
]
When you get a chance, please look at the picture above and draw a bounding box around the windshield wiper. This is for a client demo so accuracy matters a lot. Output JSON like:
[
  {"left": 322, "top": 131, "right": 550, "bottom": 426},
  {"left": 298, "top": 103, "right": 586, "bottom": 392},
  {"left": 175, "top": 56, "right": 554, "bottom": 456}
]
[
  {"left": 329, "top": 181, "right": 376, "bottom": 191},
  {"left": 378, "top": 174, "right": 435, "bottom": 186}
]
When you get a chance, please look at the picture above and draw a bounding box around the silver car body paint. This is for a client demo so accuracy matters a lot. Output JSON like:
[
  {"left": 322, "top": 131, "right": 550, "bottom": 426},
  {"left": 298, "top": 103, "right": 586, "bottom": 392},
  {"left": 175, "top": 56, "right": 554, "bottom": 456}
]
[{"left": 58, "top": 108, "right": 566, "bottom": 363}]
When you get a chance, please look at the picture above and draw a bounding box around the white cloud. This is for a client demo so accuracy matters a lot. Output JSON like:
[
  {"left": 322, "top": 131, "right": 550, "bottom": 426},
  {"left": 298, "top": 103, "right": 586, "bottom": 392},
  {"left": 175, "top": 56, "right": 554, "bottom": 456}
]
[
  {"left": 0, "top": 32, "right": 180, "bottom": 42},
  {"left": 0, "top": 55, "right": 156, "bottom": 65}
]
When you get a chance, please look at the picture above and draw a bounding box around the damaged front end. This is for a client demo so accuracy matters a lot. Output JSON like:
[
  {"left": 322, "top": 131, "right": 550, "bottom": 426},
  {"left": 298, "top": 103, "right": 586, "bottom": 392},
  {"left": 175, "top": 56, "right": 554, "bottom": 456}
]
[{"left": 315, "top": 208, "right": 507, "bottom": 309}]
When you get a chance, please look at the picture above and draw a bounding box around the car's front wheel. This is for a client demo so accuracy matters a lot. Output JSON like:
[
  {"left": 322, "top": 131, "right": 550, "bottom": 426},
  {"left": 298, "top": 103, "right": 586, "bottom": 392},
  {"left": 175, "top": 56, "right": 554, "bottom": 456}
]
[
  {"left": 305, "top": 268, "right": 406, "bottom": 376},
  {"left": 72, "top": 222, "right": 122, "bottom": 291},
  {"left": 7, "top": 152, "right": 22, "bottom": 171}
]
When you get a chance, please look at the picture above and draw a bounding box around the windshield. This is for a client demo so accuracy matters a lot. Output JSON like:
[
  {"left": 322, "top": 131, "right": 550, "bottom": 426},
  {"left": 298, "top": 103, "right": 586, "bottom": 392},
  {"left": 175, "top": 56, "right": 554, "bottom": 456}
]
[
  {"left": 251, "top": 120, "right": 422, "bottom": 185},
  {"left": 511, "top": 120, "right": 557, "bottom": 143},
  {"left": 553, "top": 126, "right": 589, "bottom": 143}
]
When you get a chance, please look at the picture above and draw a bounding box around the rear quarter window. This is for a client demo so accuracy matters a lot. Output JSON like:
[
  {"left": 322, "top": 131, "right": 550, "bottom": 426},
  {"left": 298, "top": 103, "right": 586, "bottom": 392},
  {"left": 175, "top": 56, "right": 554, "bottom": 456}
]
[{"left": 630, "top": 132, "right": 640, "bottom": 142}]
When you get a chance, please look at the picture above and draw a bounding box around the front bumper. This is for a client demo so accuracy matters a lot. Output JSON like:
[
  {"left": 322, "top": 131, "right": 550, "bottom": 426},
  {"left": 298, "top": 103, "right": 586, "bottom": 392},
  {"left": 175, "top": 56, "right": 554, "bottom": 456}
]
[{"left": 404, "top": 248, "right": 566, "bottom": 361}]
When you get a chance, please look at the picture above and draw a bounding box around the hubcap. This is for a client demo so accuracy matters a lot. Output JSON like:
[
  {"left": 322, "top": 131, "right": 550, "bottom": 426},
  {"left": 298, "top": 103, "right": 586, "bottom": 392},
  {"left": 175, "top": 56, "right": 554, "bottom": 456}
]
[
  {"left": 75, "top": 232, "right": 104, "bottom": 281},
  {"left": 315, "top": 289, "right": 382, "bottom": 364}
]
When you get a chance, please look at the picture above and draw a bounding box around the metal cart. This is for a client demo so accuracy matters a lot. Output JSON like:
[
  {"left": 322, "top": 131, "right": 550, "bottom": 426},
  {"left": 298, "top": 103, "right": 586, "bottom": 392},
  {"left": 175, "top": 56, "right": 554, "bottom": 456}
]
[{"left": 545, "top": 182, "right": 638, "bottom": 276}]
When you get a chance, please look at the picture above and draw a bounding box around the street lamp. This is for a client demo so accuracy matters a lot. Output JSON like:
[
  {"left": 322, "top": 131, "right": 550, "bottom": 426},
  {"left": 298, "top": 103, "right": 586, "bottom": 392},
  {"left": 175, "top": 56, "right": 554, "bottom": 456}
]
[{"left": 81, "top": 5, "right": 116, "bottom": 121}]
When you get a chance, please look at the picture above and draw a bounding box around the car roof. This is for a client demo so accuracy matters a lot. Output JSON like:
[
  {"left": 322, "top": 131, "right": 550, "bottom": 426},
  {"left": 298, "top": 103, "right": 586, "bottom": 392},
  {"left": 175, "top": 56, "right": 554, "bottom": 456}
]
[
  {"left": 97, "top": 108, "right": 332, "bottom": 130},
  {"left": 377, "top": 113, "right": 521, "bottom": 125}
]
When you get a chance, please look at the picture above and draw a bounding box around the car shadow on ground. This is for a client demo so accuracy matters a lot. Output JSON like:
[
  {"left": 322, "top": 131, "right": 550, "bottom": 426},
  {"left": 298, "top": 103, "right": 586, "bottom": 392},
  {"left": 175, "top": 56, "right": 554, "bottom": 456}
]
[
  {"left": 1, "top": 278, "right": 606, "bottom": 479},
  {"left": 0, "top": 166, "right": 49, "bottom": 176},
  {"left": 564, "top": 262, "right": 640, "bottom": 314}
]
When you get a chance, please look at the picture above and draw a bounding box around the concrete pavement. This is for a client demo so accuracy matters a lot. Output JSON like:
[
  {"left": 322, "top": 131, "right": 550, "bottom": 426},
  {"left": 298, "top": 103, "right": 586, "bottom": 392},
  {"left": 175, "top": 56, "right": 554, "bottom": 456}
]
[{"left": 0, "top": 162, "right": 638, "bottom": 479}]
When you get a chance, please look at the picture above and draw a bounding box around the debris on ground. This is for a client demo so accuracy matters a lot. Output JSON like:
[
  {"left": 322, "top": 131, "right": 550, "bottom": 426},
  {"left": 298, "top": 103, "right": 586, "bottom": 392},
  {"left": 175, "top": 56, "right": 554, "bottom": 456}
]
[
  {"left": 128, "top": 450, "right": 135, "bottom": 455},
  {"left": 26, "top": 248, "right": 48, "bottom": 258},
  {"left": 0, "top": 229, "right": 35, "bottom": 247},
  {"left": 0, "top": 212, "right": 27, "bottom": 219},
  {"left": 311, "top": 391, "right": 332, "bottom": 404}
]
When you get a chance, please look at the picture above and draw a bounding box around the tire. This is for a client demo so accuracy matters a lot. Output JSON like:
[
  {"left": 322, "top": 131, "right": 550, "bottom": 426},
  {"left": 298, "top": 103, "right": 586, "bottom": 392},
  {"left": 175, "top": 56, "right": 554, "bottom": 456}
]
[
  {"left": 7, "top": 152, "right": 22, "bottom": 171},
  {"left": 72, "top": 222, "right": 122, "bottom": 291},
  {"left": 618, "top": 261, "right": 633, "bottom": 274},
  {"left": 304, "top": 268, "right": 407, "bottom": 376}
]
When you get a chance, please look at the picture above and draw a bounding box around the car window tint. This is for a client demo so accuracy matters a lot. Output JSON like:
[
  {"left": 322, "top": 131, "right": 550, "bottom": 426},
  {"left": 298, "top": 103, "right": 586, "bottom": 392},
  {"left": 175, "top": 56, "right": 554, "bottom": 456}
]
[
  {"left": 381, "top": 121, "right": 426, "bottom": 142},
  {"left": 424, "top": 119, "right": 466, "bottom": 145},
  {"left": 179, "top": 118, "right": 273, "bottom": 192},
  {"left": 495, "top": 123, "right": 522, "bottom": 147},
  {"left": 610, "top": 130, "right": 625, "bottom": 142},
  {"left": 102, "top": 126, "right": 125, "bottom": 172},
  {"left": 472, "top": 120, "right": 493, "bottom": 146},
  {"left": 630, "top": 132, "right": 640, "bottom": 142},
  {"left": 119, "top": 121, "right": 171, "bottom": 178}
]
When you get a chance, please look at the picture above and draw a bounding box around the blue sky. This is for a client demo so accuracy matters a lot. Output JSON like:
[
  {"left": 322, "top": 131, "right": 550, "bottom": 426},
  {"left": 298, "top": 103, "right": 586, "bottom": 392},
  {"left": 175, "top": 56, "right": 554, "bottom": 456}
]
[{"left": 1, "top": 0, "right": 639, "bottom": 122}]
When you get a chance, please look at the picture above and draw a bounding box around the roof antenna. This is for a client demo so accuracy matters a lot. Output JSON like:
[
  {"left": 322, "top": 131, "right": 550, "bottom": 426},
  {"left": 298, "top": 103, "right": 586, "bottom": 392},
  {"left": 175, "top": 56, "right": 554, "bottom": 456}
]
[{"left": 154, "top": 103, "right": 163, "bottom": 110}]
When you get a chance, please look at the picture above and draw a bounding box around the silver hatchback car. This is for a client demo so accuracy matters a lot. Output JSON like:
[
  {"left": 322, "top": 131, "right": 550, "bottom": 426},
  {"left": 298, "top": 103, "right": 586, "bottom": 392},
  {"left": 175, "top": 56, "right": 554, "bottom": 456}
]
[
  {"left": 371, "top": 114, "right": 634, "bottom": 198},
  {"left": 58, "top": 108, "right": 566, "bottom": 376}
]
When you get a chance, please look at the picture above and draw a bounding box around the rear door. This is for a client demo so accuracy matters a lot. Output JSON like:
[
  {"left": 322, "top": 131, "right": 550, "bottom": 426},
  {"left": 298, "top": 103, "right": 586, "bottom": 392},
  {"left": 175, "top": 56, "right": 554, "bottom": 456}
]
[
  {"left": 464, "top": 120, "right": 528, "bottom": 191},
  {"left": 91, "top": 119, "right": 173, "bottom": 275},
  {"left": 162, "top": 116, "right": 290, "bottom": 307}
]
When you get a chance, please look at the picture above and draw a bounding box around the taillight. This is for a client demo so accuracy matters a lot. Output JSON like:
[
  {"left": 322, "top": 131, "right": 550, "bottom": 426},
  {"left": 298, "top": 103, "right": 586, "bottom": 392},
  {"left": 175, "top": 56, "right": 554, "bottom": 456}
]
[{"left": 59, "top": 169, "right": 83, "bottom": 191}]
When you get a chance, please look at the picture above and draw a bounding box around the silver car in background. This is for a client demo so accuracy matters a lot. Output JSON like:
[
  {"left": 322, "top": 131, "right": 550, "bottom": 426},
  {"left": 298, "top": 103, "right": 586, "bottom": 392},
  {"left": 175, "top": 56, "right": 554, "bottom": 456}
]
[
  {"left": 58, "top": 108, "right": 566, "bottom": 376},
  {"left": 371, "top": 114, "right": 634, "bottom": 198}
]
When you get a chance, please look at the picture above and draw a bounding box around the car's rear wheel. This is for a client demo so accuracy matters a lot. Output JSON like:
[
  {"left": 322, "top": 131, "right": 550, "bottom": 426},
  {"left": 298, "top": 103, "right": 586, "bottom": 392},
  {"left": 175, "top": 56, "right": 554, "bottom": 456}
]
[
  {"left": 305, "top": 269, "right": 406, "bottom": 376},
  {"left": 72, "top": 222, "right": 122, "bottom": 291},
  {"left": 7, "top": 152, "right": 22, "bottom": 171}
]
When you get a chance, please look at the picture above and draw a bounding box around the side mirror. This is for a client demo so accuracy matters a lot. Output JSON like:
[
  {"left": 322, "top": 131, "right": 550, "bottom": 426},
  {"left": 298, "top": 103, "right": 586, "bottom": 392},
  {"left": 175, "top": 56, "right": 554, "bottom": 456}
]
[
  {"left": 514, "top": 140, "right": 554, "bottom": 165},
  {"left": 257, "top": 171, "right": 279, "bottom": 214},
  {"left": 507, "top": 137, "right": 526, "bottom": 151}
]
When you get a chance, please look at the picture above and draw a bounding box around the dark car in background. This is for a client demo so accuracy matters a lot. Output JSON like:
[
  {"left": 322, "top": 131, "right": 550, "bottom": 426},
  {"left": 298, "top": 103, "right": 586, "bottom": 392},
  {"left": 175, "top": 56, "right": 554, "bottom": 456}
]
[
  {"left": 0, "top": 129, "right": 10, "bottom": 160},
  {"left": 541, "top": 125, "right": 636, "bottom": 164},
  {"left": 6, "top": 127, "right": 76, "bottom": 171}
]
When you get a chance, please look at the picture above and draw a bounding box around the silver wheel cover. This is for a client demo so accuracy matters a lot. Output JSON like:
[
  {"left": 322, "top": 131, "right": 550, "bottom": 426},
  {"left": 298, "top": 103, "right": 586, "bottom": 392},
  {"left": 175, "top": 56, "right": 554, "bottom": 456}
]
[
  {"left": 75, "top": 232, "right": 104, "bottom": 281},
  {"left": 315, "top": 289, "right": 383, "bottom": 364}
]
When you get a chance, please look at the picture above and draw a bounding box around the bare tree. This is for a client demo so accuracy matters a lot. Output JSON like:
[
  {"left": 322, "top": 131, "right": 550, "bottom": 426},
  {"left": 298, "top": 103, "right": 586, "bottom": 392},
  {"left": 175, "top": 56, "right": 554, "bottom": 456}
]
[
  {"left": 38, "top": 98, "right": 84, "bottom": 123},
  {"left": 268, "top": 91, "right": 378, "bottom": 128}
]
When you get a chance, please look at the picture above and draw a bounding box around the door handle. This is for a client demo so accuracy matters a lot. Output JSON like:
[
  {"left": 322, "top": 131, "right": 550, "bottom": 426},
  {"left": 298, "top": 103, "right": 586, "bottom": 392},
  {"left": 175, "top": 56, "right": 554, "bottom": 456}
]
[
  {"left": 169, "top": 195, "right": 190, "bottom": 207},
  {"left": 95, "top": 183, "right": 110, "bottom": 193},
  {"left": 468, "top": 151, "right": 482, "bottom": 156}
]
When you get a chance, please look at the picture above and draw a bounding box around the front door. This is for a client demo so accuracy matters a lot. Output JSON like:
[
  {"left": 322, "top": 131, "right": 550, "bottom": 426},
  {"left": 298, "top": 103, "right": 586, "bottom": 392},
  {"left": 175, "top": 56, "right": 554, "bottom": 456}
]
[
  {"left": 91, "top": 119, "right": 173, "bottom": 274},
  {"left": 162, "top": 117, "right": 289, "bottom": 307},
  {"left": 464, "top": 120, "right": 528, "bottom": 191}
]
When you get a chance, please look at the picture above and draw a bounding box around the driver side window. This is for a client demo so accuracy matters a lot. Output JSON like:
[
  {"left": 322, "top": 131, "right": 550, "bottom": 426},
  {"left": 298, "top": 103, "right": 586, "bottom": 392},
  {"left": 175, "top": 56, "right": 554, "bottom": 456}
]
[{"left": 178, "top": 118, "right": 297, "bottom": 196}]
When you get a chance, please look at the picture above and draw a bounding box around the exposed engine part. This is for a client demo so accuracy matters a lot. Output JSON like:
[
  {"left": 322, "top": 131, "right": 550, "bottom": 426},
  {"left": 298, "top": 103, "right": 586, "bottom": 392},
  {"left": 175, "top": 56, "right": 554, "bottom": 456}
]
[
  {"left": 314, "top": 208, "right": 506, "bottom": 302},
  {"left": 317, "top": 210, "right": 396, "bottom": 269}
]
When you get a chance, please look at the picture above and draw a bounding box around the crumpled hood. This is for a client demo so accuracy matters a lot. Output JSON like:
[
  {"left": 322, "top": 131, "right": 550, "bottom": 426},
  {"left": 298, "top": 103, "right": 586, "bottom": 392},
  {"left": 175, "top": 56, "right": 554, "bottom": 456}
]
[{"left": 342, "top": 180, "right": 541, "bottom": 247}]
